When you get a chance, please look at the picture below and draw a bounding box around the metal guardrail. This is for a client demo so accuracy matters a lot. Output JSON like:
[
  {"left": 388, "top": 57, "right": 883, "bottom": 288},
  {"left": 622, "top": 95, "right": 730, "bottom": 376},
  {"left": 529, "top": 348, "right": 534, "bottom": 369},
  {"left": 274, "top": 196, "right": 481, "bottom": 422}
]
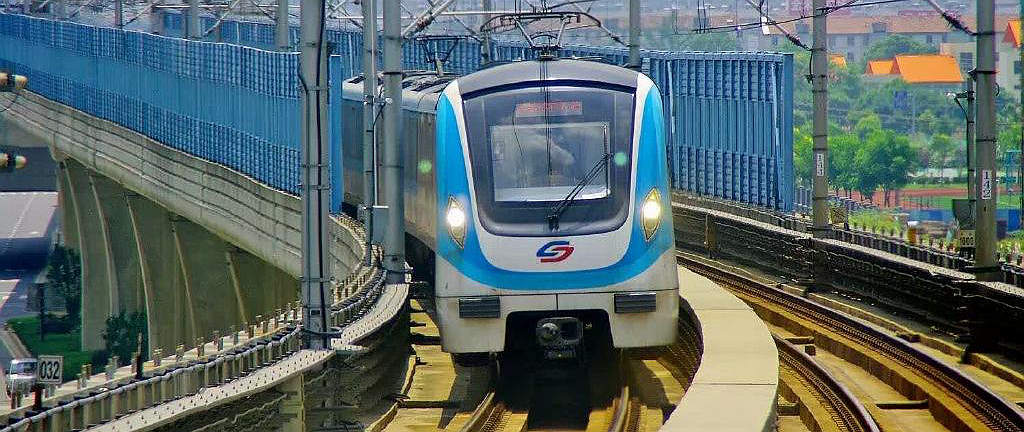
[
  {"left": 673, "top": 194, "right": 1024, "bottom": 354},
  {"left": 0, "top": 215, "right": 391, "bottom": 432},
  {"left": 674, "top": 192, "right": 1024, "bottom": 288}
]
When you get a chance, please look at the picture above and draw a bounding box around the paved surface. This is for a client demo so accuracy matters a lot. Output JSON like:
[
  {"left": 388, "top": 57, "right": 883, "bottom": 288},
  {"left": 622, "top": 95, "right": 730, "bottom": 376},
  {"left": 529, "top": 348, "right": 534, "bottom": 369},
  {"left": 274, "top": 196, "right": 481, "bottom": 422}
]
[
  {"left": 0, "top": 146, "right": 57, "bottom": 192},
  {"left": 0, "top": 192, "right": 56, "bottom": 366},
  {"left": 0, "top": 191, "right": 57, "bottom": 271}
]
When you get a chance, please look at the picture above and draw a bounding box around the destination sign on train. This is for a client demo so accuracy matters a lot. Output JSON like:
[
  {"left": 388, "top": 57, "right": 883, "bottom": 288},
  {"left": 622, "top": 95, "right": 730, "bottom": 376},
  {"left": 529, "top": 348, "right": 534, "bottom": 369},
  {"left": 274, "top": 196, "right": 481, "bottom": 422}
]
[{"left": 514, "top": 101, "right": 583, "bottom": 117}]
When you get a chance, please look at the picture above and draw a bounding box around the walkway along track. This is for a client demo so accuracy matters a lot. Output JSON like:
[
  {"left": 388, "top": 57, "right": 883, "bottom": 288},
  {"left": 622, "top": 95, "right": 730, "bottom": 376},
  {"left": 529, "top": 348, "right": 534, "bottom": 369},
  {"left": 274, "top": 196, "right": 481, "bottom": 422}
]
[{"left": 677, "top": 253, "right": 1024, "bottom": 432}]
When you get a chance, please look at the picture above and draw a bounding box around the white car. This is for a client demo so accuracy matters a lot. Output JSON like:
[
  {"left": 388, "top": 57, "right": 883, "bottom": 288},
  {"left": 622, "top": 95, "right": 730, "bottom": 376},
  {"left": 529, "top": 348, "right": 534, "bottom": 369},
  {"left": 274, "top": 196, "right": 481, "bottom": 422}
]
[{"left": 5, "top": 358, "right": 37, "bottom": 396}]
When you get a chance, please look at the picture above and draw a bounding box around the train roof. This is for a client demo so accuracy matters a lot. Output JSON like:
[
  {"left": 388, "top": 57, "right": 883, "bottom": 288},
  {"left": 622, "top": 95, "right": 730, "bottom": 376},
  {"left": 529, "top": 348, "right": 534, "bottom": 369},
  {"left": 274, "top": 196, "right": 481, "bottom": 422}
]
[
  {"left": 456, "top": 59, "right": 638, "bottom": 96},
  {"left": 340, "top": 59, "right": 638, "bottom": 113}
]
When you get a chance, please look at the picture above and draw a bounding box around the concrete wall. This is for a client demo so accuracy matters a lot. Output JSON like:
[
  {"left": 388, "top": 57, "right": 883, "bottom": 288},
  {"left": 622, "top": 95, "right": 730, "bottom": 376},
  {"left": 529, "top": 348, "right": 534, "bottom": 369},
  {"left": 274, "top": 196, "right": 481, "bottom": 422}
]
[{"left": 2, "top": 91, "right": 366, "bottom": 352}]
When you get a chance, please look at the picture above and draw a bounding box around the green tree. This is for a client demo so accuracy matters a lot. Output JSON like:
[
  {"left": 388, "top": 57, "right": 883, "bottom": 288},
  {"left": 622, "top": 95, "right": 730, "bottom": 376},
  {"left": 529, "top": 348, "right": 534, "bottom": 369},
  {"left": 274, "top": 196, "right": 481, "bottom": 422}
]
[
  {"left": 794, "top": 126, "right": 813, "bottom": 188},
  {"left": 878, "top": 133, "right": 917, "bottom": 205},
  {"left": 44, "top": 246, "right": 81, "bottom": 325},
  {"left": 102, "top": 311, "right": 148, "bottom": 366},
  {"left": 916, "top": 110, "right": 938, "bottom": 136},
  {"left": 863, "top": 34, "right": 937, "bottom": 63},
  {"left": 930, "top": 133, "right": 955, "bottom": 173},
  {"left": 854, "top": 114, "right": 882, "bottom": 140},
  {"left": 829, "top": 133, "right": 860, "bottom": 196},
  {"left": 855, "top": 130, "right": 916, "bottom": 206}
]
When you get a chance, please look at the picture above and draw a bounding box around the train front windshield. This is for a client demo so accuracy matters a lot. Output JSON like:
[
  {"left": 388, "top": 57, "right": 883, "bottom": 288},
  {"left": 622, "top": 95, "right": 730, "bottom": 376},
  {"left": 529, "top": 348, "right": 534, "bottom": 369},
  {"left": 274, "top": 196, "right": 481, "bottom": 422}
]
[
  {"left": 463, "top": 84, "right": 635, "bottom": 236},
  {"left": 489, "top": 121, "right": 610, "bottom": 202}
]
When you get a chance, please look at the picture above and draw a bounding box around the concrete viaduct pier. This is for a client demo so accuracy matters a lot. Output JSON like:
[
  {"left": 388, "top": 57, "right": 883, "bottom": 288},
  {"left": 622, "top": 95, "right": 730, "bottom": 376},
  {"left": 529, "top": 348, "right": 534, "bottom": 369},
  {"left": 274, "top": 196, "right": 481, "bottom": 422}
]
[{"left": 3, "top": 89, "right": 365, "bottom": 354}]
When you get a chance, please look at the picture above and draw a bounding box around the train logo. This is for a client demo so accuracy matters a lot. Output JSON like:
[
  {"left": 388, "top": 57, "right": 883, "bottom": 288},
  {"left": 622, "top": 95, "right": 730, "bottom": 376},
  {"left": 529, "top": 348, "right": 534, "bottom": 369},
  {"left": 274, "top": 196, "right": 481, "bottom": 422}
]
[{"left": 536, "top": 240, "right": 575, "bottom": 263}]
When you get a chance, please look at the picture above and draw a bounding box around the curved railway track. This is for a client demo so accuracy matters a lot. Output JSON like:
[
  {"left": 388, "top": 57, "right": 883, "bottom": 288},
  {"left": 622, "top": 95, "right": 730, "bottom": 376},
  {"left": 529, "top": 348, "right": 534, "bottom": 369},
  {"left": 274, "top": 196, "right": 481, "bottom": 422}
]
[
  {"left": 678, "top": 253, "right": 1024, "bottom": 432},
  {"left": 776, "top": 334, "right": 881, "bottom": 432}
]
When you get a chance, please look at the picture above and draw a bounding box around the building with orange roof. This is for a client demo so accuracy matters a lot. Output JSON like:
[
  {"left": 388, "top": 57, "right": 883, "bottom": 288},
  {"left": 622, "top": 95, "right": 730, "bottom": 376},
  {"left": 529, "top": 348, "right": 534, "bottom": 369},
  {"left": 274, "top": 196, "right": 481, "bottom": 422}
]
[
  {"left": 863, "top": 55, "right": 963, "bottom": 87},
  {"left": 830, "top": 54, "right": 847, "bottom": 68},
  {"left": 866, "top": 60, "right": 894, "bottom": 75},
  {"left": 890, "top": 55, "right": 963, "bottom": 84}
]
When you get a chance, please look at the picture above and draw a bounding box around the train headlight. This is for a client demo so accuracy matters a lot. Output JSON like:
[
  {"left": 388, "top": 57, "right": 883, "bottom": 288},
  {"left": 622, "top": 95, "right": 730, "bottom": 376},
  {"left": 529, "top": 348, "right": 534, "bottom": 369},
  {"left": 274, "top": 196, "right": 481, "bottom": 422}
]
[
  {"left": 641, "top": 189, "right": 662, "bottom": 241},
  {"left": 446, "top": 196, "right": 467, "bottom": 248}
]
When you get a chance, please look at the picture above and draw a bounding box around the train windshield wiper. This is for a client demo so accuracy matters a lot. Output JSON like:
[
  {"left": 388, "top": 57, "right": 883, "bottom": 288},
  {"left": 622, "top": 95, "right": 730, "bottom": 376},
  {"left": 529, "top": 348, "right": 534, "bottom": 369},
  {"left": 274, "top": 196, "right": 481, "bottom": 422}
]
[{"left": 546, "top": 153, "right": 611, "bottom": 231}]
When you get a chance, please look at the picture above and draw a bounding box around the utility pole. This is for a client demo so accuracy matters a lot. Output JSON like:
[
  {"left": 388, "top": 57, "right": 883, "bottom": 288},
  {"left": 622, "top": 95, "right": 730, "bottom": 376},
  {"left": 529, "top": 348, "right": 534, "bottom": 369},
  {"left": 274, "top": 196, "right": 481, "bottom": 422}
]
[
  {"left": 114, "top": 0, "right": 124, "bottom": 28},
  {"left": 276, "top": 0, "right": 289, "bottom": 50},
  {"left": 188, "top": 0, "right": 201, "bottom": 39},
  {"left": 975, "top": 0, "right": 998, "bottom": 281},
  {"left": 382, "top": 0, "right": 406, "bottom": 283},
  {"left": 52, "top": 0, "right": 64, "bottom": 19},
  {"left": 361, "top": 0, "right": 378, "bottom": 265},
  {"left": 480, "top": 0, "right": 492, "bottom": 65},
  {"left": 299, "top": 0, "right": 332, "bottom": 348},
  {"left": 965, "top": 78, "right": 976, "bottom": 202},
  {"left": 1019, "top": 0, "right": 1023, "bottom": 229},
  {"left": 810, "top": 0, "right": 829, "bottom": 236},
  {"left": 627, "top": 0, "right": 640, "bottom": 70}
]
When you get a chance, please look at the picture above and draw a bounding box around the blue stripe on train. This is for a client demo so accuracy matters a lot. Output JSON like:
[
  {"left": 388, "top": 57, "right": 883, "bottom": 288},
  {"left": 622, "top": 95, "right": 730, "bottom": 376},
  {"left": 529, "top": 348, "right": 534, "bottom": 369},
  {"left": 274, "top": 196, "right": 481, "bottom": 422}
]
[{"left": 435, "top": 87, "right": 673, "bottom": 290}]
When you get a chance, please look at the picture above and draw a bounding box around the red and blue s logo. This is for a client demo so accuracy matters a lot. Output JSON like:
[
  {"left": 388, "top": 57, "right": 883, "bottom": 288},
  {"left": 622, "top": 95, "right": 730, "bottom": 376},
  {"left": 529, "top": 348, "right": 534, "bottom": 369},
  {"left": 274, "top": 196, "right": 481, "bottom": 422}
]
[{"left": 537, "top": 240, "right": 574, "bottom": 263}]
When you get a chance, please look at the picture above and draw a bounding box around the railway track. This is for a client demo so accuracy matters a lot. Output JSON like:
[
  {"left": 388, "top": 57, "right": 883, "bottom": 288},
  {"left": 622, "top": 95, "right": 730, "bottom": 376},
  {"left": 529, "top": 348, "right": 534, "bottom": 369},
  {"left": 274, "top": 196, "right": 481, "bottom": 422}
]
[
  {"left": 776, "top": 334, "right": 881, "bottom": 432},
  {"left": 458, "top": 381, "right": 643, "bottom": 432},
  {"left": 678, "top": 252, "right": 1024, "bottom": 432}
]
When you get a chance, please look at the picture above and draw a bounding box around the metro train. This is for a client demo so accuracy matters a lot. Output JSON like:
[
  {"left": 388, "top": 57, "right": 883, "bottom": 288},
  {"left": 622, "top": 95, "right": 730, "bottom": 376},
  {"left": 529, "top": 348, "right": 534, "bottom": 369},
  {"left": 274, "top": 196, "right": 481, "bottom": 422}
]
[{"left": 341, "top": 58, "right": 678, "bottom": 363}]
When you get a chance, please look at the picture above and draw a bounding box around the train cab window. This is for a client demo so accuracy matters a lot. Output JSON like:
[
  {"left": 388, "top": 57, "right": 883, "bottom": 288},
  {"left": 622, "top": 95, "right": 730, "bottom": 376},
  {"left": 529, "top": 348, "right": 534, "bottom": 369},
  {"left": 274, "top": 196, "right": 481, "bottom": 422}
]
[
  {"left": 489, "top": 121, "right": 610, "bottom": 202},
  {"left": 462, "top": 84, "right": 635, "bottom": 237}
]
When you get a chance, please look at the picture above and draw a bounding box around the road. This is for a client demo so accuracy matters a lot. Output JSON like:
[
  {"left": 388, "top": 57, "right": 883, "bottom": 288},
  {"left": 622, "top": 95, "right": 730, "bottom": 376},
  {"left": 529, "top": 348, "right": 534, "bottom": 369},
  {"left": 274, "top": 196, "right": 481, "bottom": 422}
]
[{"left": 0, "top": 192, "right": 57, "bottom": 366}]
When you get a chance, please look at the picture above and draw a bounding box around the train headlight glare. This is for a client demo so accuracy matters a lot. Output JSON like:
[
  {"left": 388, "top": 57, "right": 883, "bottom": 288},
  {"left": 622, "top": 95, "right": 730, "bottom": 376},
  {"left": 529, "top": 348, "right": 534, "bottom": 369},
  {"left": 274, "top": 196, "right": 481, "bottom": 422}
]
[
  {"left": 641, "top": 189, "right": 662, "bottom": 241},
  {"left": 446, "top": 197, "right": 467, "bottom": 248}
]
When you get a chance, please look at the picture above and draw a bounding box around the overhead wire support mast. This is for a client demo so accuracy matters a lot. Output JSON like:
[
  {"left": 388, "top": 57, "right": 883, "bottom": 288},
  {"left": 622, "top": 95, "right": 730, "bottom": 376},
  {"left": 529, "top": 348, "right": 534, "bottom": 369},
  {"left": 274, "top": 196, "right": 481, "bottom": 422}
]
[
  {"left": 974, "top": 0, "right": 998, "bottom": 281},
  {"left": 361, "top": 0, "right": 378, "bottom": 266},
  {"left": 275, "top": 0, "right": 289, "bottom": 49},
  {"left": 810, "top": 0, "right": 828, "bottom": 236},
  {"left": 383, "top": 0, "right": 406, "bottom": 283},
  {"left": 299, "top": 0, "right": 333, "bottom": 349},
  {"left": 627, "top": 0, "right": 639, "bottom": 69}
]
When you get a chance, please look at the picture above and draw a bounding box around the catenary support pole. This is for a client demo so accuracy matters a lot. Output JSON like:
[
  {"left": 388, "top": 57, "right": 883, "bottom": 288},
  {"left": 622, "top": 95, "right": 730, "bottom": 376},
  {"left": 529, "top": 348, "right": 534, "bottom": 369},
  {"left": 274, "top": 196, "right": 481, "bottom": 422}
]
[
  {"left": 114, "top": 0, "right": 124, "bottom": 28},
  {"left": 382, "top": 0, "right": 406, "bottom": 282},
  {"left": 974, "top": 0, "right": 998, "bottom": 280},
  {"left": 627, "top": 0, "right": 640, "bottom": 70},
  {"left": 966, "top": 79, "right": 976, "bottom": 202},
  {"left": 276, "top": 0, "right": 289, "bottom": 50},
  {"left": 188, "top": 0, "right": 200, "bottom": 39},
  {"left": 480, "top": 0, "right": 492, "bottom": 65},
  {"left": 810, "top": 0, "right": 829, "bottom": 236},
  {"left": 299, "top": 0, "right": 332, "bottom": 348},
  {"left": 362, "top": 0, "right": 378, "bottom": 265}
]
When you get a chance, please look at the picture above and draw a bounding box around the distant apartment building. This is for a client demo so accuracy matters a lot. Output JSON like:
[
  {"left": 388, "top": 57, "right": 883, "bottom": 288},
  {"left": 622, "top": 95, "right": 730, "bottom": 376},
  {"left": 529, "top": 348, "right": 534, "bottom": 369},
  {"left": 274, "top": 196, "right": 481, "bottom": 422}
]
[
  {"left": 749, "top": 15, "right": 1014, "bottom": 64},
  {"left": 940, "top": 19, "right": 1021, "bottom": 97}
]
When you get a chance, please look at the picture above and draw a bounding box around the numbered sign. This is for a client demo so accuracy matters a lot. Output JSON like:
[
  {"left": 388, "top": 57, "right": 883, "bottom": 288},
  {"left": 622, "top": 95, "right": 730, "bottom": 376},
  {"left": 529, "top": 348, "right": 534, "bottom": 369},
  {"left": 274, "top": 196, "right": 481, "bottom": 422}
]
[
  {"left": 37, "top": 356, "right": 63, "bottom": 385},
  {"left": 959, "top": 229, "right": 976, "bottom": 249},
  {"left": 981, "top": 170, "right": 993, "bottom": 200}
]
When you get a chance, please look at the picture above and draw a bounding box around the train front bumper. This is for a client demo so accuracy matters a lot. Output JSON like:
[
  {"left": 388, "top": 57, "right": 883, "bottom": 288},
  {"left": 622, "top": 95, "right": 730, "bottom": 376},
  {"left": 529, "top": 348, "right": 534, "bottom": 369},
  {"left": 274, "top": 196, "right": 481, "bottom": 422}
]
[{"left": 435, "top": 288, "right": 679, "bottom": 353}]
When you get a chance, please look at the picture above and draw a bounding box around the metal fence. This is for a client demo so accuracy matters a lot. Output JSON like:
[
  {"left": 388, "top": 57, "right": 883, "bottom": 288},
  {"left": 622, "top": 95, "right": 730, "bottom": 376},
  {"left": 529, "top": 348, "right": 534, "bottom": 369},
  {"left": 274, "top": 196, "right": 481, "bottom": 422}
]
[
  {"left": 0, "top": 12, "right": 348, "bottom": 211},
  {"left": 0, "top": 10, "right": 795, "bottom": 213},
  {"left": 160, "top": 12, "right": 796, "bottom": 212}
]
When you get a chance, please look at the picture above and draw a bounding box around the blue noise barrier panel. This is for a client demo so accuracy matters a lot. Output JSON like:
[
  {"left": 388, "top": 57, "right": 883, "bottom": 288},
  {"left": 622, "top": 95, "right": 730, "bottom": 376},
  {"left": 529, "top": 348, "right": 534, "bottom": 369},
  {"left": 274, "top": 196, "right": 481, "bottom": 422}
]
[
  {"left": 161, "top": 13, "right": 794, "bottom": 211},
  {"left": 0, "top": 11, "right": 792, "bottom": 213},
  {"left": 0, "top": 13, "right": 347, "bottom": 211}
]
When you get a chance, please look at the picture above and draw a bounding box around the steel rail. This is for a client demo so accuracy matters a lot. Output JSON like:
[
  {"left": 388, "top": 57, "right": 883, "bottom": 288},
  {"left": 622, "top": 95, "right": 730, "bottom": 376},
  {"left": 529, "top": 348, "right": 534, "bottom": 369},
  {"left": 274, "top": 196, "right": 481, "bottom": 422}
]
[
  {"left": 678, "top": 253, "right": 1024, "bottom": 432},
  {"left": 775, "top": 334, "right": 881, "bottom": 432}
]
